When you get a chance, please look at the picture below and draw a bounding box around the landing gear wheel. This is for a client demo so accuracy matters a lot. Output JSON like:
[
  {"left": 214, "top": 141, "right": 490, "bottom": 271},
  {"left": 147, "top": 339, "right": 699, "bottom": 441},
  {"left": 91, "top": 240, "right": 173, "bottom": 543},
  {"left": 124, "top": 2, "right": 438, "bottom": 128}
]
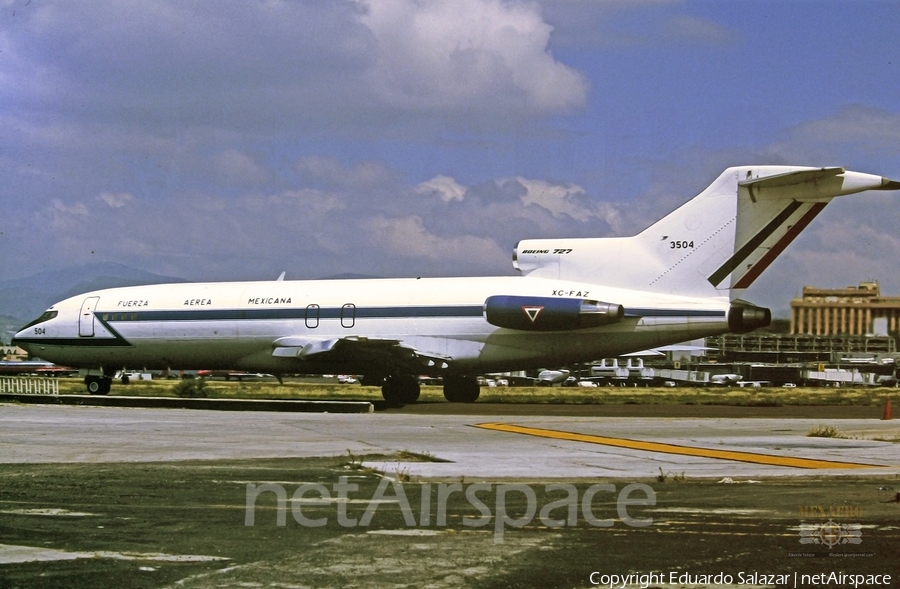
[
  {"left": 85, "top": 376, "right": 112, "bottom": 395},
  {"left": 381, "top": 375, "right": 421, "bottom": 406},
  {"left": 443, "top": 375, "right": 480, "bottom": 403}
]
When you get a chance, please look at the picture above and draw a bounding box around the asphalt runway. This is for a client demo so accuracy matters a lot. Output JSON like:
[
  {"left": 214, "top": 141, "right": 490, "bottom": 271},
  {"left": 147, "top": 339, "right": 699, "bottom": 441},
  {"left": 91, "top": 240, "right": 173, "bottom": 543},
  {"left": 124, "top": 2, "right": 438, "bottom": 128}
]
[
  {"left": 1, "top": 403, "right": 898, "bottom": 588},
  {"left": 1, "top": 403, "right": 897, "bottom": 478}
]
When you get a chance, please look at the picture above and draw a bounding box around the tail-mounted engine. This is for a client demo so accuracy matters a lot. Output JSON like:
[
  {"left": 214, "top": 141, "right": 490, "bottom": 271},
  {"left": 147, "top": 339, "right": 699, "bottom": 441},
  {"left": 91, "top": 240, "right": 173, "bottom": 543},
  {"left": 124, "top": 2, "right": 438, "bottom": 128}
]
[
  {"left": 484, "top": 295, "right": 624, "bottom": 331},
  {"left": 727, "top": 303, "right": 771, "bottom": 333}
]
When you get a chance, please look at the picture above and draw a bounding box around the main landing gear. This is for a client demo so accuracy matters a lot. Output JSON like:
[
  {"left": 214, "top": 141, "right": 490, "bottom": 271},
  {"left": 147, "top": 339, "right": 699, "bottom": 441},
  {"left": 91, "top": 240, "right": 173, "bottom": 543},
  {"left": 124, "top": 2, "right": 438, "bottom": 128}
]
[
  {"left": 381, "top": 375, "right": 421, "bottom": 406},
  {"left": 85, "top": 375, "right": 112, "bottom": 395},
  {"left": 442, "top": 375, "right": 480, "bottom": 403},
  {"left": 379, "top": 374, "right": 481, "bottom": 405}
]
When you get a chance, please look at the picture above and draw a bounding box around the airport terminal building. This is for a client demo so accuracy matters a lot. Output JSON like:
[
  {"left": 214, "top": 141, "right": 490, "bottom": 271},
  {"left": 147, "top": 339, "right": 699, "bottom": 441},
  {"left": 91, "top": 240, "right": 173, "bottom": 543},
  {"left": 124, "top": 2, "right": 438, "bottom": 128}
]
[
  {"left": 711, "top": 281, "right": 900, "bottom": 365},
  {"left": 789, "top": 281, "right": 900, "bottom": 336}
]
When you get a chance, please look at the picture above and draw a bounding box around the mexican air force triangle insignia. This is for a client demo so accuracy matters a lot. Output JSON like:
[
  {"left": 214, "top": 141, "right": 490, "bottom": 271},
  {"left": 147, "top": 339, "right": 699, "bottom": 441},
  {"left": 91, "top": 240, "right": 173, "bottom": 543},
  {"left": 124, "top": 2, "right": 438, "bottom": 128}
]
[{"left": 522, "top": 306, "right": 544, "bottom": 323}]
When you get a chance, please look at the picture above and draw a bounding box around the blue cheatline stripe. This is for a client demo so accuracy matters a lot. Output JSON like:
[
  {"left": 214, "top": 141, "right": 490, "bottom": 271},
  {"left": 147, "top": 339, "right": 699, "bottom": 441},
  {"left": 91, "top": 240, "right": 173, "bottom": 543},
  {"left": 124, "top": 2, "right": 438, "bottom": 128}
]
[
  {"left": 101, "top": 305, "right": 487, "bottom": 323},
  {"left": 12, "top": 337, "right": 131, "bottom": 347},
  {"left": 98, "top": 305, "right": 727, "bottom": 323}
]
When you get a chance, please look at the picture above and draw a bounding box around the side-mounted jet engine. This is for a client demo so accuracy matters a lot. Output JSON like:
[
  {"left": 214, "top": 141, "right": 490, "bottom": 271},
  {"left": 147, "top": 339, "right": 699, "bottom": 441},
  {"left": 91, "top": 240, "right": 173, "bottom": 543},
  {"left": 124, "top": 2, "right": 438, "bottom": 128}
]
[{"left": 484, "top": 296, "right": 624, "bottom": 331}]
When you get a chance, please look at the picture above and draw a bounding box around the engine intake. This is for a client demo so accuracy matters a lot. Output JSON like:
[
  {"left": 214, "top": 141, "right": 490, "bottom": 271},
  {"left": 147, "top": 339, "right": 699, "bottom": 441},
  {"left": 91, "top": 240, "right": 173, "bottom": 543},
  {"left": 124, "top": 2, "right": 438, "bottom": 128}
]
[
  {"left": 727, "top": 304, "right": 771, "bottom": 333},
  {"left": 485, "top": 295, "right": 624, "bottom": 331}
]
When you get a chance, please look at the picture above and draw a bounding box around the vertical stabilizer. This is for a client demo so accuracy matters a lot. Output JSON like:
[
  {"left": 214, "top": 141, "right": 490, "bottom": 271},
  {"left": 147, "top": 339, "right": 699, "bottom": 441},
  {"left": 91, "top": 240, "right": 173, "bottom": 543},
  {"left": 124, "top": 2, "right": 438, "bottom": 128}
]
[{"left": 514, "top": 166, "right": 899, "bottom": 299}]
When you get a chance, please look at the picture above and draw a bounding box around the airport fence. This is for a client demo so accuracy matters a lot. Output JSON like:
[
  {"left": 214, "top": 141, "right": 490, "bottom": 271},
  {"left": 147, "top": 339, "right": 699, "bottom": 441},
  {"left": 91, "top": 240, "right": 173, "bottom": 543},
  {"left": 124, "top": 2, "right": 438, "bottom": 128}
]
[{"left": 0, "top": 376, "right": 59, "bottom": 395}]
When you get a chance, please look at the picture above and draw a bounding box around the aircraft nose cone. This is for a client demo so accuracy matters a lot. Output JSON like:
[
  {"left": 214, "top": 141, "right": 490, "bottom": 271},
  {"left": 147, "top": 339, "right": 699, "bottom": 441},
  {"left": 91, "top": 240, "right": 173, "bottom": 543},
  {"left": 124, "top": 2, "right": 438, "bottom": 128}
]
[{"left": 11, "top": 329, "right": 30, "bottom": 352}]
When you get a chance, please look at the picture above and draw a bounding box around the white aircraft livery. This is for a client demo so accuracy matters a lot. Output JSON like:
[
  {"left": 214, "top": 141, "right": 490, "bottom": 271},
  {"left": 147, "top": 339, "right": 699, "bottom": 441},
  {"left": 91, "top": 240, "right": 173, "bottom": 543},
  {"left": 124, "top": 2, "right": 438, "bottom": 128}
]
[{"left": 14, "top": 166, "right": 900, "bottom": 403}]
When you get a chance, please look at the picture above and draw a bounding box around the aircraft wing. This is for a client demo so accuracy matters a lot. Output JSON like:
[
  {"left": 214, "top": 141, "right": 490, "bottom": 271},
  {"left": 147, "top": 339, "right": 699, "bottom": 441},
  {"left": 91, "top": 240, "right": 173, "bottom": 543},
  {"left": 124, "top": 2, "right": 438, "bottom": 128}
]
[{"left": 271, "top": 336, "right": 451, "bottom": 371}]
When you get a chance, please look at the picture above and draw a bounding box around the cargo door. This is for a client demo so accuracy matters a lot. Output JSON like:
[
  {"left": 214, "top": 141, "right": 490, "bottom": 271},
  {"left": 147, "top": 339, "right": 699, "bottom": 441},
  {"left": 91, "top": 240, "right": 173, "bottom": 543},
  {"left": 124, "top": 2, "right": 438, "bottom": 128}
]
[{"left": 79, "top": 296, "right": 100, "bottom": 337}]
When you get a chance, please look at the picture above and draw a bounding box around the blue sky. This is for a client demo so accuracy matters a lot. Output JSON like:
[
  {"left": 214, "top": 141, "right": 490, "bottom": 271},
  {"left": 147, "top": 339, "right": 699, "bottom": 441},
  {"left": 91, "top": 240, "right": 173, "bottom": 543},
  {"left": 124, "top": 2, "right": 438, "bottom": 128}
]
[{"left": 2, "top": 0, "right": 899, "bottom": 314}]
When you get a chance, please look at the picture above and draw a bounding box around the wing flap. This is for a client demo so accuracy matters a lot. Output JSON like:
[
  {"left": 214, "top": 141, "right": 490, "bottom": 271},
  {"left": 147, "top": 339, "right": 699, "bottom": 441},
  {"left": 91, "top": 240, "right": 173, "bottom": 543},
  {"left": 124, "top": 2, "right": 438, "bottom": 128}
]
[{"left": 271, "top": 336, "right": 451, "bottom": 370}]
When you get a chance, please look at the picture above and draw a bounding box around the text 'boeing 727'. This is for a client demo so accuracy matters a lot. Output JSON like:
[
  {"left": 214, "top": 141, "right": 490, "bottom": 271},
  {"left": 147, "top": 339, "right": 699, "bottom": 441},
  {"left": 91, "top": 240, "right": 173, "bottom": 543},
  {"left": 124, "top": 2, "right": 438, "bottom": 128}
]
[{"left": 14, "top": 166, "right": 900, "bottom": 403}]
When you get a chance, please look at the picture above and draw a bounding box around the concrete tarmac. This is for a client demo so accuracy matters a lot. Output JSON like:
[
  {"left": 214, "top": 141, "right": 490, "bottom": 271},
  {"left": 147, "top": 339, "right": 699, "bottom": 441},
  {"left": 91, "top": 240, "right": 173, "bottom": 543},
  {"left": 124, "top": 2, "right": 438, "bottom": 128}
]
[
  {"left": 1, "top": 403, "right": 897, "bottom": 479},
  {"left": 2, "top": 402, "right": 899, "bottom": 589}
]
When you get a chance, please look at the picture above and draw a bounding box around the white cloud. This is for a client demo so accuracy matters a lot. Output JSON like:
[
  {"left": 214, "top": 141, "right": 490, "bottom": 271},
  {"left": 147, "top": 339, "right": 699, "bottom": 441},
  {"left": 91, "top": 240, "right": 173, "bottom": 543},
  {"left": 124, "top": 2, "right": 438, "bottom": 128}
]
[
  {"left": 295, "top": 156, "right": 396, "bottom": 190},
  {"left": 97, "top": 192, "right": 134, "bottom": 208},
  {"left": 504, "top": 177, "right": 625, "bottom": 231},
  {"left": 210, "top": 150, "right": 269, "bottom": 185},
  {"left": 357, "top": 0, "right": 588, "bottom": 113},
  {"left": 1, "top": 0, "right": 589, "bottom": 143},
  {"left": 775, "top": 105, "right": 900, "bottom": 156},
  {"left": 366, "top": 215, "right": 507, "bottom": 268},
  {"left": 294, "top": 156, "right": 348, "bottom": 184},
  {"left": 784, "top": 205, "right": 900, "bottom": 286},
  {"left": 277, "top": 189, "right": 346, "bottom": 216},
  {"left": 415, "top": 175, "right": 467, "bottom": 202},
  {"left": 51, "top": 199, "right": 88, "bottom": 217},
  {"left": 513, "top": 177, "right": 594, "bottom": 222}
]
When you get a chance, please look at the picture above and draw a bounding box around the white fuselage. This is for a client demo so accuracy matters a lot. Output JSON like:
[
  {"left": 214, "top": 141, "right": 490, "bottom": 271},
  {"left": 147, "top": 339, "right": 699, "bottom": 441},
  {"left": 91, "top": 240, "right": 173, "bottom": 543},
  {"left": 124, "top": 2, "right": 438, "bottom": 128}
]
[
  {"left": 15, "top": 275, "right": 730, "bottom": 376},
  {"left": 14, "top": 165, "right": 897, "bottom": 400}
]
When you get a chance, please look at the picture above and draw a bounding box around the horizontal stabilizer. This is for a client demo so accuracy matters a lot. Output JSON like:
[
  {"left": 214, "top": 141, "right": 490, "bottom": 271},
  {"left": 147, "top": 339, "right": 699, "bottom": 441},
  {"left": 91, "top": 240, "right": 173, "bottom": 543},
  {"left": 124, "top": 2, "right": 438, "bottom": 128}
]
[
  {"left": 738, "top": 167, "right": 897, "bottom": 202},
  {"left": 738, "top": 167, "right": 844, "bottom": 191}
]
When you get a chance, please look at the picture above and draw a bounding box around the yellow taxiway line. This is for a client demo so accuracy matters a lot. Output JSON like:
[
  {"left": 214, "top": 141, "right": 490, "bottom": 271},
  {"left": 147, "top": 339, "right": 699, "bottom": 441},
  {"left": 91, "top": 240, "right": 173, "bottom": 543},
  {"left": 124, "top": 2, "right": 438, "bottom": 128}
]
[{"left": 473, "top": 423, "right": 881, "bottom": 469}]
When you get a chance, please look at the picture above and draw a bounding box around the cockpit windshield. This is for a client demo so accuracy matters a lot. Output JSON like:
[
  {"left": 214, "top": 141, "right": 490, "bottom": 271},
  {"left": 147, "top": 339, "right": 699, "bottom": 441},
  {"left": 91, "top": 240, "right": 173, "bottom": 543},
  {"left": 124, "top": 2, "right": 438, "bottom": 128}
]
[{"left": 20, "top": 310, "right": 58, "bottom": 331}]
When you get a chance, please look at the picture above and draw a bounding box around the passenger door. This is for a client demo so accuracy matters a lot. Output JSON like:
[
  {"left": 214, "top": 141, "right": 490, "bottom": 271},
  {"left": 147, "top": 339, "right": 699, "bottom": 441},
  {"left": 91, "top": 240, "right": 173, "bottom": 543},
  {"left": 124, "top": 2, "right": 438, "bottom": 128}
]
[{"left": 79, "top": 297, "right": 100, "bottom": 337}]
